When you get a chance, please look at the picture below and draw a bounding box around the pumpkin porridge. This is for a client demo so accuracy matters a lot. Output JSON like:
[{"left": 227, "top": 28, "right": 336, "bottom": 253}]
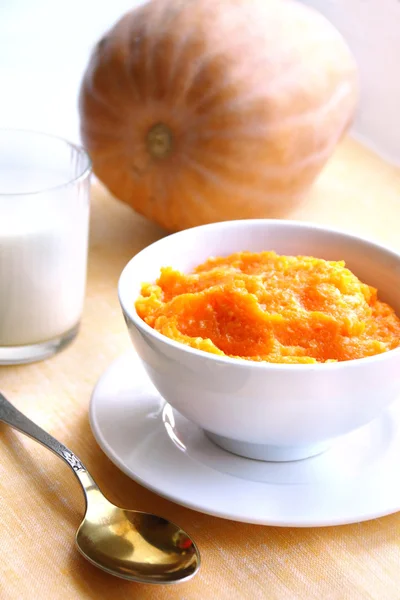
[{"left": 135, "top": 251, "right": 400, "bottom": 364}]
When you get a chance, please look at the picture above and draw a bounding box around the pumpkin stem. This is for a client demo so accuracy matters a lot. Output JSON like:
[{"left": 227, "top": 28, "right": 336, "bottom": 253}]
[{"left": 147, "top": 123, "right": 173, "bottom": 159}]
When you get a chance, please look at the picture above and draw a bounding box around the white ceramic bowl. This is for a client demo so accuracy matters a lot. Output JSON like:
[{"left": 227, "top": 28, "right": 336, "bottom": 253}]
[{"left": 118, "top": 220, "right": 400, "bottom": 462}]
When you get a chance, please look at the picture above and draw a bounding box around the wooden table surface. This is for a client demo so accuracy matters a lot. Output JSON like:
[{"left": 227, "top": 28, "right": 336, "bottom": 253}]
[{"left": 1, "top": 137, "right": 400, "bottom": 600}]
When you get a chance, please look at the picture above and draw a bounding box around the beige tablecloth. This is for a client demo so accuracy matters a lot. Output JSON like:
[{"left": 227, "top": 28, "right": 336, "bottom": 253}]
[{"left": 1, "top": 138, "right": 400, "bottom": 600}]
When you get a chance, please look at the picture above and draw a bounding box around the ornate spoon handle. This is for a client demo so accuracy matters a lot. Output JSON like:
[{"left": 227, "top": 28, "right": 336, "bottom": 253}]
[{"left": 0, "top": 391, "right": 97, "bottom": 499}]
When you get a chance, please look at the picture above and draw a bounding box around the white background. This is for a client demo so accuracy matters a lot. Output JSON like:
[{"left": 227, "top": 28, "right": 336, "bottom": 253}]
[
  {"left": 0, "top": 0, "right": 399, "bottom": 164},
  {"left": 0, "top": 0, "right": 142, "bottom": 142}
]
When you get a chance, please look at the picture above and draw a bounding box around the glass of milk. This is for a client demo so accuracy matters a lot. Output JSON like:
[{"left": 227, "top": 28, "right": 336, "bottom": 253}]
[{"left": 0, "top": 130, "right": 91, "bottom": 364}]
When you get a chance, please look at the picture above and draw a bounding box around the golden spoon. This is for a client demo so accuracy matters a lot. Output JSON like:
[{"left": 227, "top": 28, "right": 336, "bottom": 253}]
[{"left": 0, "top": 392, "right": 200, "bottom": 584}]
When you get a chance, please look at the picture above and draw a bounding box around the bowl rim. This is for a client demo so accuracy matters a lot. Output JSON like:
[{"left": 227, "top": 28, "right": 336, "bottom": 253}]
[{"left": 118, "top": 218, "right": 400, "bottom": 371}]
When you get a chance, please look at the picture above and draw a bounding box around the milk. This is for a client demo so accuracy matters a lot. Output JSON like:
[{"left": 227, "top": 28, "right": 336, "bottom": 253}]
[{"left": 0, "top": 170, "right": 89, "bottom": 347}]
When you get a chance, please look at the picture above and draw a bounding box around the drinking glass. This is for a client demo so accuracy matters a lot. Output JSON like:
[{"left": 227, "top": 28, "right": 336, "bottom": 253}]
[{"left": 0, "top": 129, "right": 91, "bottom": 364}]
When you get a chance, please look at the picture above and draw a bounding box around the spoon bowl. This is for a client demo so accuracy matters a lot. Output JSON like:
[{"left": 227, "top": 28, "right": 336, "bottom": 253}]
[
  {"left": 76, "top": 501, "right": 199, "bottom": 583},
  {"left": 0, "top": 392, "right": 200, "bottom": 584}
]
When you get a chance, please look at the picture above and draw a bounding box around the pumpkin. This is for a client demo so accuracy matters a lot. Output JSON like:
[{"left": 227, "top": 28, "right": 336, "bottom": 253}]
[{"left": 79, "top": 0, "right": 358, "bottom": 232}]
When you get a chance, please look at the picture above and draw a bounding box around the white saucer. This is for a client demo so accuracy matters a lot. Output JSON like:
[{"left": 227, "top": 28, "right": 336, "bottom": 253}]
[{"left": 90, "top": 352, "right": 400, "bottom": 527}]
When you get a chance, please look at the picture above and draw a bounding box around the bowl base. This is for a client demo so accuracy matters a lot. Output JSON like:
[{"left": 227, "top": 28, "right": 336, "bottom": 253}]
[{"left": 205, "top": 430, "right": 330, "bottom": 462}]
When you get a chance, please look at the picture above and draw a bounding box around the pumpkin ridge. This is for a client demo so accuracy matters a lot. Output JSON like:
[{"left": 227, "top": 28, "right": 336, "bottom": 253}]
[
  {"left": 187, "top": 140, "right": 341, "bottom": 179},
  {"left": 81, "top": 76, "right": 123, "bottom": 121},
  {"left": 189, "top": 55, "right": 306, "bottom": 116},
  {"left": 190, "top": 79, "right": 355, "bottom": 131},
  {"left": 179, "top": 155, "right": 306, "bottom": 199}
]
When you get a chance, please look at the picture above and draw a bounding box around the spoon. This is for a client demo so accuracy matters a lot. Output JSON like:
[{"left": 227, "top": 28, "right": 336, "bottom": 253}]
[{"left": 0, "top": 392, "right": 200, "bottom": 584}]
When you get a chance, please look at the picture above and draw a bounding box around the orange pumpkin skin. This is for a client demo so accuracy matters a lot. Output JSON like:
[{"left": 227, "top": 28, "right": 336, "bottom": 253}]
[{"left": 79, "top": 0, "right": 358, "bottom": 232}]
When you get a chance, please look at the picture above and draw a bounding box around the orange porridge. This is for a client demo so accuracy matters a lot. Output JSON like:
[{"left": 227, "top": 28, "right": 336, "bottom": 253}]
[{"left": 135, "top": 251, "right": 400, "bottom": 364}]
